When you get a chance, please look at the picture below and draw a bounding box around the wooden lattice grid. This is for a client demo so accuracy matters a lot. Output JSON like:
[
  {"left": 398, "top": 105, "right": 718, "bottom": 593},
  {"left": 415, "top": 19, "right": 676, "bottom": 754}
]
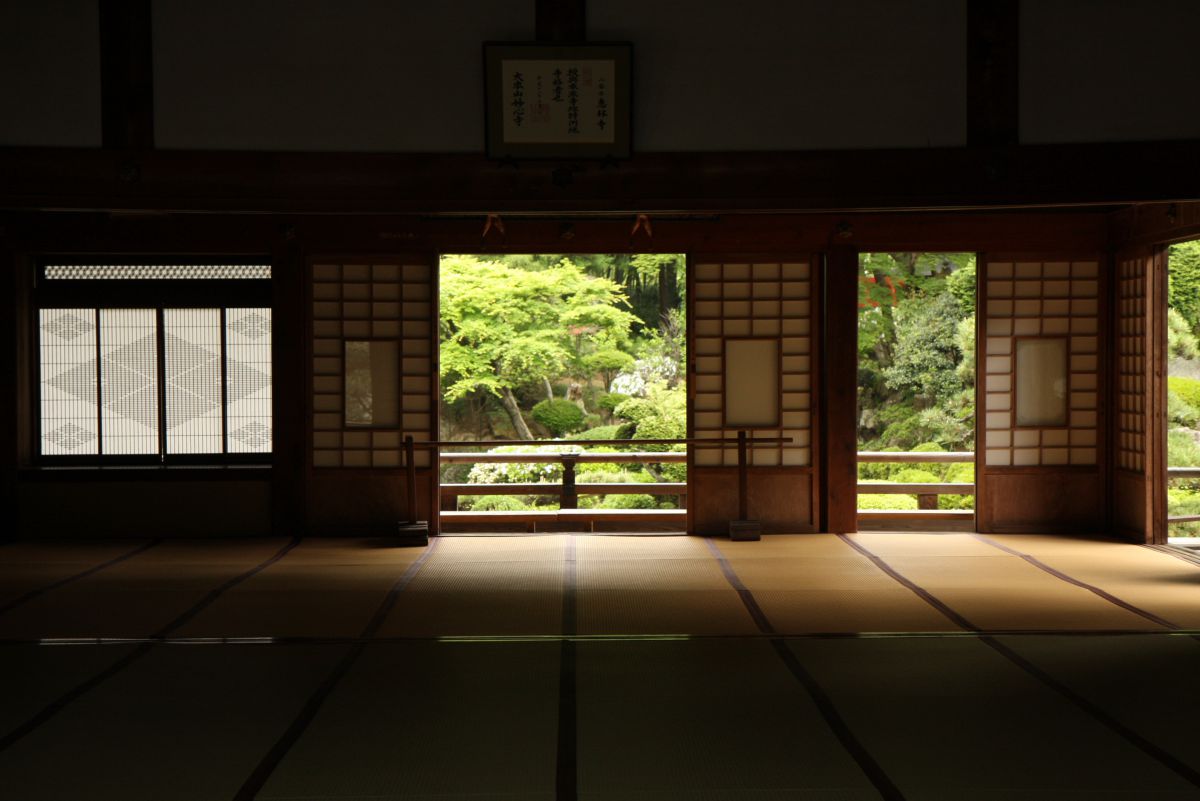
[
  {"left": 982, "top": 260, "right": 1101, "bottom": 467},
  {"left": 691, "top": 261, "right": 813, "bottom": 467},
  {"left": 310, "top": 261, "right": 435, "bottom": 469},
  {"left": 1116, "top": 257, "right": 1147, "bottom": 473}
]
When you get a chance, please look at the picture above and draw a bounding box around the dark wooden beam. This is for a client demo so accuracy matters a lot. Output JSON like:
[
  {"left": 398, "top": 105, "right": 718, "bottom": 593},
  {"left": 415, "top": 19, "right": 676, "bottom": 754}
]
[
  {"left": 820, "top": 244, "right": 859, "bottom": 533},
  {"left": 99, "top": 0, "right": 154, "bottom": 149},
  {"left": 967, "top": 0, "right": 1020, "bottom": 147},
  {"left": 536, "top": 0, "right": 586, "bottom": 42},
  {"left": 1, "top": 141, "right": 1197, "bottom": 215}
]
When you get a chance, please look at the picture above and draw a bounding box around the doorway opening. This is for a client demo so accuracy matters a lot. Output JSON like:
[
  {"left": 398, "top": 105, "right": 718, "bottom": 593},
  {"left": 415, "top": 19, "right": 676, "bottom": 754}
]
[
  {"left": 437, "top": 253, "right": 687, "bottom": 533},
  {"left": 1163, "top": 241, "right": 1200, "bottom": 544},
  {"left": 855, "top": 252, "right": 977, "bottom": 530}
]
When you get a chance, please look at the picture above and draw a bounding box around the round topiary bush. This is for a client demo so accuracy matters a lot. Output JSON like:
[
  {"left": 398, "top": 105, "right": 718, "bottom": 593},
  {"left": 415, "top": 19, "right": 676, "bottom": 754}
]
[{"left": 531, "top": 398, "right": 585, "bottom": 437}]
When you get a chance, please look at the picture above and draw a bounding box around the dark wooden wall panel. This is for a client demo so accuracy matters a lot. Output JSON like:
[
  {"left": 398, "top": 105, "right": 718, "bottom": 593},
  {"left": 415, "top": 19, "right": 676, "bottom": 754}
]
[
  {"left": 18, "top": 479, "right": 271, "bottom": 537},
  {"left": 690, "top": 468, "right": 813, "bottom": 536},
  {"left": 981, "top": 471, "right": 1103, "bottom": 533},
  {"left": 307, "top": 471, "right": 435, "bottom": 536}
]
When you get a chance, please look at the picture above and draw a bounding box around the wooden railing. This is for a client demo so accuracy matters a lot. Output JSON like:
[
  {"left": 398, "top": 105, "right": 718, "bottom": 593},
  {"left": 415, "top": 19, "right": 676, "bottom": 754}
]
[
  {"left": 440, "top": 451, "right": 688, "bottom": 510},
  {"left": 411, "top": 433, "right": 788, "bottom": 532},
  {"left": 856, "top": 451, "right": 974, "bottom": 519},
  {"left": 1167, "top": 467, "right": 1200, "bottom": 524}
]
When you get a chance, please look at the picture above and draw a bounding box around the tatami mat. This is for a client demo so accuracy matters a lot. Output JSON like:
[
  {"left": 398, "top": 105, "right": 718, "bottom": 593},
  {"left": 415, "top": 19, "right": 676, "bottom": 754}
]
[
  {"left": 576, "top": 537, "right": 757, "bottom": 635},
  {"left": 177, "top": 539, "right": 423, "bottom": 639},
  {"left": 577, "top": 639, "right": 881, "bottom": 800},
  {"left": 985, "top": 534, "right": 1200, "bottom": 629},
  {"left": 0, "top": 644, "right": 138, "bottom": 735},
  {"left": 0, "top": 540, "right": 154, "bottom": 608},
  {"left": 258, "top": 642, "right": 560, "bottom": 801},
  {"left": 788, "top": 637, "right": 1200, "bottom": 799},
  {"left": 848, "top": 533, "right": 1160, "bottom": 631},
  {"left": 378, "top": 535, "right": 565, "bottom": 636},
  {"left": 715, "top": 536, "right": 958, "bottom": 633},
  {"left": 0, "top": 539, "right": 287, "bottom": 639},
  {"left": 0, "top": 645, "right": 343, "bottom": 801},
  {"left": 997, "top": 634, "right": 1200, "bottom": 777},
  {"left": 5, "top": 532, "right": 1200, "bottom": 800}
]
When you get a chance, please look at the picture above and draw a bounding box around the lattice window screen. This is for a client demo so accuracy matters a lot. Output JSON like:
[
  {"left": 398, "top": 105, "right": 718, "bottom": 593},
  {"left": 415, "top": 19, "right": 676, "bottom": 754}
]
[
  {"left": 39, "top": 309, "right": 100, "bottom": 455},
  {"left": 692, "top": 261, "right": 812, "bottom": 467},
  {"left": 311, "top": 262, "right": 434, "bottom": 469},
  {"left": 983, "top": 261, "right": 1100, "bottom": 467},
  {"left": 1117, "top": 257, "right": 1147, "bottom": 473},
  {"left": 98, "top": 309, "right": 159, "bottom": 455}
]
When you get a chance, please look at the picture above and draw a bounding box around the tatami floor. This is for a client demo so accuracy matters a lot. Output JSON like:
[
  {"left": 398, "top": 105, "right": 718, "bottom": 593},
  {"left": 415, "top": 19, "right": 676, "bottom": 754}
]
[{"left": 2, "top": 532, "right": 1200, "bottom": 800}]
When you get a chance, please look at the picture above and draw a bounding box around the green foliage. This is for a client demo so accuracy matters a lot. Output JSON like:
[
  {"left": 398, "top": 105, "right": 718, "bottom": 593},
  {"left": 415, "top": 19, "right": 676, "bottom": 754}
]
[
  {"left": 439, "top": 255, "right": 640, "bottom": 435},
  {"left": 614, "top": 382, "right": 687, "bottom": 452},
  {"left": 569, "top": 424, "right": 621, "bottom": 441},
  {"left": 531, "top": 398, "right": 585, "bottom": 437},
  {"left": 883, "top": 293, "right": 970, "bottom": 407},
  {"left": 1168, "top": 307, "right": 1200, "bottom": 360},
  {"left": 599, "top": 493, "right": 658, "bottom": 509},
  {"left": 945, "top": 261, "right": 976, "bottom": 315},
  {"left": 461, "top": 495, "right": 533, "bottom": 512},
  {"left": 598, "top": 392, "right": 629, "bottom": 413},
  {"left": 856, "top": 492, "right": 919, "bottom": 511},
  {"left": 1169, "top": 377, "right": 1200, "bottom": 411},
  {"left": 1168, "top": 390, "right": 1200, "bottom": 428},
  {"left": 1168, "top": 488, "right": 1200, "bottom": 537},
  {"left": 466, "top": 445, "right": 582, "bottom": 484},
  {"left": 890, "top": 468, "right": 940, "bottom": 484},
  {"left": 1168, "top": 430, "right": 1200, "bottom": 468},
  {"left": 1169, "top": 241, "right": 1200, "bottom": 336}
]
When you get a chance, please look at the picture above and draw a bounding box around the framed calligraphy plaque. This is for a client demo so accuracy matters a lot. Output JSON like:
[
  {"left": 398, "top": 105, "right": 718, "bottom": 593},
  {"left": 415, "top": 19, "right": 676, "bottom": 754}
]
[{"left": 484, "top": 43, "right": 632, "bottom": 159}]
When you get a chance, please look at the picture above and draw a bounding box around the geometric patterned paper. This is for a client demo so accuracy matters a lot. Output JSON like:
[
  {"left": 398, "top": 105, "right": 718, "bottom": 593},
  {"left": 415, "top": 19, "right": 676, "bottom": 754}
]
[{"left": 38, "top": 307, "right": 271, "bottom": 457}]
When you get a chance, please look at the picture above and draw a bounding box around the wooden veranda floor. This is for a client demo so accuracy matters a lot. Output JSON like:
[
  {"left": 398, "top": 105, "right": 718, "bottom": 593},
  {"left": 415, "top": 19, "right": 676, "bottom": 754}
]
[{"left": 1, "top": 532, "right": 1200, "bottom": 799}]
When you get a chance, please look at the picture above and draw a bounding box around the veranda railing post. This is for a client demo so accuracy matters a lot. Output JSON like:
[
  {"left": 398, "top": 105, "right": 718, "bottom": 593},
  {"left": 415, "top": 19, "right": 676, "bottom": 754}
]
[{"left": 561, "top": 455, "right": 578, "bottom": 510}]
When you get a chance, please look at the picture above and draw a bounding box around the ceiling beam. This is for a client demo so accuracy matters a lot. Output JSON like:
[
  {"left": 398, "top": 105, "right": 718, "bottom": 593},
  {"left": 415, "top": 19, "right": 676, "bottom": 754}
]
[{"left": 0, "top": 140, "right": 1197, "bottom": 215}]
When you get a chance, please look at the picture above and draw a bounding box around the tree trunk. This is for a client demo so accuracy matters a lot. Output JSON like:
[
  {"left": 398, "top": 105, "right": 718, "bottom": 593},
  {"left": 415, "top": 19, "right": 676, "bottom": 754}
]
[
  {"left": 500, "top": 387, "right": 535, "bottom": 440},
  {"left": 542, "top": 377, "right": 555, "bottom": 402}
]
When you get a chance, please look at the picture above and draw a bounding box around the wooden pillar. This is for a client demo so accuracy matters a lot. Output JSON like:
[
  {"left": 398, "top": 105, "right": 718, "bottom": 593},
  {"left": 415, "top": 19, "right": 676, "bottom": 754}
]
[
  {"left": 271, "top": 225, "right": 305, "bottom": 536},
  {"left": 821, "top": 245, "right": 858, "bottom": 532},
  {"left": 967, "top": 0, "right": 1019, "bottom": 147},
  {"left": 99, "top": 0, "right": 155, "bottom": 150}
]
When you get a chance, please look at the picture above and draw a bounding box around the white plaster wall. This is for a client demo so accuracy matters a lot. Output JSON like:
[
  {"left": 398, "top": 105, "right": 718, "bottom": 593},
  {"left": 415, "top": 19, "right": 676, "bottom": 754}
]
[
  {"left": 0, "top": 0, "right": 101, "bottom": 147},
  {"left": 1021, "top": 0, "right": 1200, "bottom": 144},
  {"left": 153, "top": 0, "right": 531, "bottom": 151},
  {"left": 588, "top": 0, "right": 968, "bottom": 151}
]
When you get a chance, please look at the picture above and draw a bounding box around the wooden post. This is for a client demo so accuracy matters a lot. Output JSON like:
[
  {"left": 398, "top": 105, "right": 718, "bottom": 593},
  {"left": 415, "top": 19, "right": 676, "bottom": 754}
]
[
  {"left": 729, "top": 430, "right": 760, "bottom": 540},
  {"left": 561, "top": 455, "right": 578, "bottom": 510},
  {"left": 737, "top": 429, "right": 748, "bottom": 521},
  {"left": 397, "top": 435, "right": 428, "bottom": 544},
  {"left": 821, "top": 244, "right": 860, "bottom": 532},
  {"left": 405, "top": 435, "right": 417, "bottom": 525}
]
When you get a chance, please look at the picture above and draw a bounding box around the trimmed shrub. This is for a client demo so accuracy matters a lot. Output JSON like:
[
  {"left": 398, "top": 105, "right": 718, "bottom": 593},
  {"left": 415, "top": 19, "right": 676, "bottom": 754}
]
[
  {"left": 599, "top": 493, "right": 658, "bottom": 509},
  {"left": 1169, "top": 377, "right": 1200, "bottom": 411},
  {"left": 857, "top": 493, "right": 919, "bottom": 511},
  {"left": 531, "top": 398, "right": 585, "bottom": 437},
  {"left": 598, "top": 392, "right": 630, "bottom": 413},
  {"left": 462, "top": 495, "right": 532, "bottom": 512}
]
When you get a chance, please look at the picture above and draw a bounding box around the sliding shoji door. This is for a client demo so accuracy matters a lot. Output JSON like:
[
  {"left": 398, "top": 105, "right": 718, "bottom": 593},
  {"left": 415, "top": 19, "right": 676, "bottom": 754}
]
[
  {"left": 977, "top": 255, "right": 1107, "bottom": 532},
  {"left": 307, "top": 258, "right": 438, "bottom": 533},
  {"left": 688, "top": 257, "right": 818, "bottom": 534},
  {"left": 1111, "top": 249, "right": 1167, "bottom": 543}
]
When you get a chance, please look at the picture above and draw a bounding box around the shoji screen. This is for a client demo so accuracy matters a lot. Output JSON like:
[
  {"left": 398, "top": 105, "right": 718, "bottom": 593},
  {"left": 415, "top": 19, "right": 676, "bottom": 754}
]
[
  {"left": 689, "top": 258, "right": 817, "bottom": 533},
  {"left": 1112, "top": 250, "right": 1165, "bottom": 542},
  {"left": 978, "top": 256, "right": 1106, "bottom": 532},
  {"left": 307, "top": 259, "right": 437, "bottom": 531}
]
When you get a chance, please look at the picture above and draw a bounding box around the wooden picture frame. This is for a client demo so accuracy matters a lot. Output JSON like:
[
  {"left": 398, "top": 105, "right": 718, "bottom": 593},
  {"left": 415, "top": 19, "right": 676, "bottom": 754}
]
[{"left": 483, "top": 42, "right": 632, "bottom": 160}]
